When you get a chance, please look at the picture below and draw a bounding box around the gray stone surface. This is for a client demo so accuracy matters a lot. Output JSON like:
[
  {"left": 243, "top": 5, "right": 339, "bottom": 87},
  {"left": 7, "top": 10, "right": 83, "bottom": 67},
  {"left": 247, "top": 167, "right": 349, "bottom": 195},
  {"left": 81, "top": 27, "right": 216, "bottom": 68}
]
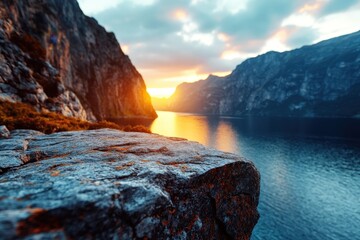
[
  {"left": 0, "top": 125, "right": 10, "bottom": 139},
  {"left": 0, "top": 129, "right": 260, "bottom": 239}
]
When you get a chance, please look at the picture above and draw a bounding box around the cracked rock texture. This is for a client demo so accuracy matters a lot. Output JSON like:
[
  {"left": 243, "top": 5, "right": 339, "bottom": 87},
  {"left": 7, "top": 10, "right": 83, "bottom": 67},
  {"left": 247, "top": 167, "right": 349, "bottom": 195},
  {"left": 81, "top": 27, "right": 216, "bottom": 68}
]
[
  {"left": 0, "top": 0, "right": 156, "bottom": 120},
  {"left": 0, "top": 129, "right": 260, "bottom": 239},
  {"left": 166, "top": 31, "right": 360, "bottom": 117}
]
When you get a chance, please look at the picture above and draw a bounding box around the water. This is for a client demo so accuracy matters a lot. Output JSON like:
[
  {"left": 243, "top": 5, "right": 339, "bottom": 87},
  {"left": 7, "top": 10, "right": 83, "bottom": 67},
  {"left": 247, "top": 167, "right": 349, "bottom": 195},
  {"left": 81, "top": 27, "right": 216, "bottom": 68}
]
[{"left": 148, "top": 111, "right": 360, "bottom": 240}]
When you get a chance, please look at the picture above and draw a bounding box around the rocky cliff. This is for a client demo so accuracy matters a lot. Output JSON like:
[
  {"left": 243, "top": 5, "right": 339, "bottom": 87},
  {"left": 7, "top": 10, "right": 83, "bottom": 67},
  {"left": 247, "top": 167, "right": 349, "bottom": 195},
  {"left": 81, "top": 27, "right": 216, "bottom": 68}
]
[
  {"left": 0, "top": 0, "right": 156, "bottom": 120},
  {"left": 0, "top": 128, "right": 260, "bottom": 239},
  {"left": 167, "top": 30, "right": 360, "bottom": 117}
]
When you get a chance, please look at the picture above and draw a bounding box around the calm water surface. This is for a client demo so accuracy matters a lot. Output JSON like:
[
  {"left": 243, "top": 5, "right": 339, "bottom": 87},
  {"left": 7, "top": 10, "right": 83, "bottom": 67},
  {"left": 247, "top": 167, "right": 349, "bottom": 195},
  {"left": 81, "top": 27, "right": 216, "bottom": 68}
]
[{"left": 149, "top": 111, "right": 360, "bottom": 240}]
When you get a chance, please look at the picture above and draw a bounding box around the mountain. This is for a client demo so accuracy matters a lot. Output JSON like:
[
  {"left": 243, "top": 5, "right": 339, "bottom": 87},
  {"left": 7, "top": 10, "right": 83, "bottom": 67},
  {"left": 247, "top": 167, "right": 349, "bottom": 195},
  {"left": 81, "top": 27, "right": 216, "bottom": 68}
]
[
  {"left": 167, "top": 31, "right": 360, "bottom": 118},
  {"left": 0, "top": 0, "right": 156, "bottom": 120}
]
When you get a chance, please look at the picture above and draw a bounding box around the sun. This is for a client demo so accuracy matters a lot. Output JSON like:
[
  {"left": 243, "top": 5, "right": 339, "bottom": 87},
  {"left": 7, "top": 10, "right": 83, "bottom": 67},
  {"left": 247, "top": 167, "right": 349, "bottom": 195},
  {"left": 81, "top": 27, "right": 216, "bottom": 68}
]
[{"left": 147, "top": 88, "right": 176, "bottom": 98}]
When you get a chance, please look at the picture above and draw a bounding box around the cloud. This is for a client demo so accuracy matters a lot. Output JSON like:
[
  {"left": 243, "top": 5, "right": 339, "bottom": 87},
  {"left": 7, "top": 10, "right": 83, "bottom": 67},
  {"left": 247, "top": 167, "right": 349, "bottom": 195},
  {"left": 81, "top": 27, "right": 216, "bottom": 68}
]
[
  {"left": 126, "top": 33, "right": 235, "bottom": 85},
  {"left": 188, "top": 0, "right": 308, "bottom": 52},
  {"left": 94, "top": 0, "right": 191, "bottom": 43},
  {"left": 282, "top": 26, "right": 319, "bottom": 48},
  {"left": 128, "top": 34, "right": 222, "bottom": 67},
  {"left": 78, "top": 0, "right": 360, "bottom": 89},
  {"left": 312, "top": 3, "right": 360, "bottom": 42},
  {"left": 77, "top": 0, "right": 122, "bottom": 14},
  {"left": 78, "top": 0, "right": 156, "bottom": 14},
  {"left": 320, "top": 0, "right": 359, "bottom": 16},
  {"left": 220, "top": 0, "right": 300, "bottom": 40}
]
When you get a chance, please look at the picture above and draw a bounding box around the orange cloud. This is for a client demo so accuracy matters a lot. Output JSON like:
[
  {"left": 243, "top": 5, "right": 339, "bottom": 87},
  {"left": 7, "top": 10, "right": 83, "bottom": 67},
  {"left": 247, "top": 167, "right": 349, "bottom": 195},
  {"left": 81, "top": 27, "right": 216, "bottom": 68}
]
[
  {"left": 172, "top": 9, "right": 188, "bottom": 21},
  {"left": 273, "top": 29, "right": 290, "bottom": 42},
  {"left": 299, "top": 1, "right": 323, "bottom": 13},
  {"left": 221, "top": 50, "right": 241, "bottom": 60},
  {"left": 217, "top": 32, "right": 231, "bottom": 42}
]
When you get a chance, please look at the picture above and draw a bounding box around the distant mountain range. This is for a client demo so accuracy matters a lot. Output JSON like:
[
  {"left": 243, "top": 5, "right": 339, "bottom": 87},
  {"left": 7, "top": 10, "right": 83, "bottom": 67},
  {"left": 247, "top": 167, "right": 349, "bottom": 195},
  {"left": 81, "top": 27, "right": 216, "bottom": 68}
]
[{"left": 158, "top": 30, "right": 360, "bottom": 118}]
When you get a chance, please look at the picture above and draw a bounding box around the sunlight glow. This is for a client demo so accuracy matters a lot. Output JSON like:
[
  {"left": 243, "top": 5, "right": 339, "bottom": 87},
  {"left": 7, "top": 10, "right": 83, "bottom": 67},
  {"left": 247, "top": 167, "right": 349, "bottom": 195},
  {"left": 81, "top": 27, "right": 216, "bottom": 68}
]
[
  {"left": 221, "top": 50, "right": 242, "bottom": 60},
  {"left": 150, "top": 111, "right": 211, "bottom": 146},
  {"left": 159, "top": 71, "right": 231, "bottom": 85},
  {"left": 144, "top": 70, "right": 231, "bottom": 91},
  {"left": 121, "top": 44, "right": 129, "bottom": 54},
  {"left": 163, "top": 73, "right": 208, "bottom": 84},
  {"left": 261, "top": 30, "right": 290, "bottom": 53},
  {"left": 215, "top": 122, "right": 238, "bottom": 153},
  {"left": 274, "top": 29, "right": 290, "bottom": 42},
  {"left": 217, "top": 32, "right": 231, "bottom": 42},
  {"left": 147, "top": 88, "right": 176, "bottom": 98},
  {"left": 150, "top": 111, "right": 239, "bottom": 153},
  {"left": 173, "top": 9, "right": 188, "bottom": 21}
]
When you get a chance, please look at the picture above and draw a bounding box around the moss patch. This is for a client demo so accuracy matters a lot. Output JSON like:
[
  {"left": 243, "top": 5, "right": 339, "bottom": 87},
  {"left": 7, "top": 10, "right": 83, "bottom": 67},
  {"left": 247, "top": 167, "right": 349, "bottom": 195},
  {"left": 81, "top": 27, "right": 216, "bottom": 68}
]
[{"left": 0, "top": 101, "right": 150, "bottom": 134}]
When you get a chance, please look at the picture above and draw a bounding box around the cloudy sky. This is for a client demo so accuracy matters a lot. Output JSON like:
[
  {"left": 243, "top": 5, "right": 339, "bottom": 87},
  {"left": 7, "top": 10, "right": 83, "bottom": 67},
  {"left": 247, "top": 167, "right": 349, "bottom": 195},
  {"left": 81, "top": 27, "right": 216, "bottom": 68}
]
[{"left": 78, "top": 0, "right": 360, "bottom": 97}]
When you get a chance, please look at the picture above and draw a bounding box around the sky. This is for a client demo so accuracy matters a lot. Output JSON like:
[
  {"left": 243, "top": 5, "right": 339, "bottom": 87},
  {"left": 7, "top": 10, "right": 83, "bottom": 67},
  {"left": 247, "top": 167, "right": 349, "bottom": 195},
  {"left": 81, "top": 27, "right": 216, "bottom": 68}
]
[{"left": 78, "top": 0, "right": 360, "bottom": 98}]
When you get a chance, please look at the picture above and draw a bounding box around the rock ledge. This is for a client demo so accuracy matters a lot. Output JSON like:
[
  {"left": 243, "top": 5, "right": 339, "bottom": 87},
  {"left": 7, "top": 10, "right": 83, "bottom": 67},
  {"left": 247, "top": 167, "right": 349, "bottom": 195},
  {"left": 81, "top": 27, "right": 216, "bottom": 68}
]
[{"left": 0, "top": 129, "right": 259, "bottom": 239}]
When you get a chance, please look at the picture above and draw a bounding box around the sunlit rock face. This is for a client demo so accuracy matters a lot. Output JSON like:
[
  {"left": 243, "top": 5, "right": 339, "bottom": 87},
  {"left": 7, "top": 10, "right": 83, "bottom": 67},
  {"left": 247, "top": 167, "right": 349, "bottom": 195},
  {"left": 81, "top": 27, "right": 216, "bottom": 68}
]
[
  {"left": 0, "top": 129, "right": 260, "bottom": 239},
  {"left": 168, "top": 31, "right": 360, "bottom": 117},
  {"left": 0, "top": 0, "right": 156, "bottom": 120}
]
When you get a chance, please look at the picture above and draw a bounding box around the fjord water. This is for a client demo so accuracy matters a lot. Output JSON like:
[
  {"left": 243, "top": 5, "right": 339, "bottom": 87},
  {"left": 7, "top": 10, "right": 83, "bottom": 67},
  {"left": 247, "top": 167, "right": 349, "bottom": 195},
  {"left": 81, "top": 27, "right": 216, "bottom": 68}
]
[{"left": 150, "top": 111, "right": 360, "bottom": 240}]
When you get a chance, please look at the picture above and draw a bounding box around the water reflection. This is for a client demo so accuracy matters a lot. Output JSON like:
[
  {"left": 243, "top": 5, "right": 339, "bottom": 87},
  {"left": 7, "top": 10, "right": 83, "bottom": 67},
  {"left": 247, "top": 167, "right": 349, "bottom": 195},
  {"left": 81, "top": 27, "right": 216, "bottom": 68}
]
[
  {"left": 150, "top": 111, "right": 239, "bottom": 153},
  {"left": 148, "top": 111, "right": 360, "bottom": 240}
]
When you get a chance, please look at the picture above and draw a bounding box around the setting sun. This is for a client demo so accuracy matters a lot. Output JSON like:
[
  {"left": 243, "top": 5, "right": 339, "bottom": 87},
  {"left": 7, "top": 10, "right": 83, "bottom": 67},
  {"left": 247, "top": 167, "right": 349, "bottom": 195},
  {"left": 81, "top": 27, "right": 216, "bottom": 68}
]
[{"left": 147, "top": 88, "right": 176, "bottom": 98}]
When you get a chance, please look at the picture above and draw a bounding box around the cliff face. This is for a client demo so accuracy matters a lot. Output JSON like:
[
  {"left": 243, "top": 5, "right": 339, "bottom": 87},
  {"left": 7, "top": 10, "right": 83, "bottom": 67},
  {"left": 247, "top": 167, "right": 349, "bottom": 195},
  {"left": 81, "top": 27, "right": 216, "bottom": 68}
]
[
  {"left": 167, "top": 74, "right": 227, "bottom": 114},
  {"left": 0, "top": 128, "right": 260, "bottom": 239},
  {"left": 0, "top": 0, "right": 156, "bottom": 120},
  {"left": 168, "top": 31, "right": 360, "bottom": 117}
]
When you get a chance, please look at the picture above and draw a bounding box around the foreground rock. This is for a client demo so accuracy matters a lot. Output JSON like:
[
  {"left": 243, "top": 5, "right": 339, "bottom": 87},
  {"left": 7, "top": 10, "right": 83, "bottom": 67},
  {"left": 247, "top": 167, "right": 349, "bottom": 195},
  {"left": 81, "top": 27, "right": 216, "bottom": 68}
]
[
  {"left": 0, "top": 125, "right": 10, "bottom": 138},
  {"left": 0, "top": 129, "right": 259, "bottom": 239}
]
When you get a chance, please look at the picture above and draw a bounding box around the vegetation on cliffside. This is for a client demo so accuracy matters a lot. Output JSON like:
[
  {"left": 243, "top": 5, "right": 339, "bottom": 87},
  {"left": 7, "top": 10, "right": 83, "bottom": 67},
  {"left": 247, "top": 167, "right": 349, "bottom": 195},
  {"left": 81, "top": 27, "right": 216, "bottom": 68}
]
[{"left": 0, "top": 101, "right": 150, "bottom": 134}]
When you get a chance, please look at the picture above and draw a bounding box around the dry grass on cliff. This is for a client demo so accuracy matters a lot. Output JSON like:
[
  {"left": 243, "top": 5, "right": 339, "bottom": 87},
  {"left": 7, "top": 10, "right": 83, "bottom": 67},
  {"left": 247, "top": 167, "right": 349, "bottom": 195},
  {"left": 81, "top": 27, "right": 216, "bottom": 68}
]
[{"left": 0, "top": 101, "right": 150, "bottom": 134}]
